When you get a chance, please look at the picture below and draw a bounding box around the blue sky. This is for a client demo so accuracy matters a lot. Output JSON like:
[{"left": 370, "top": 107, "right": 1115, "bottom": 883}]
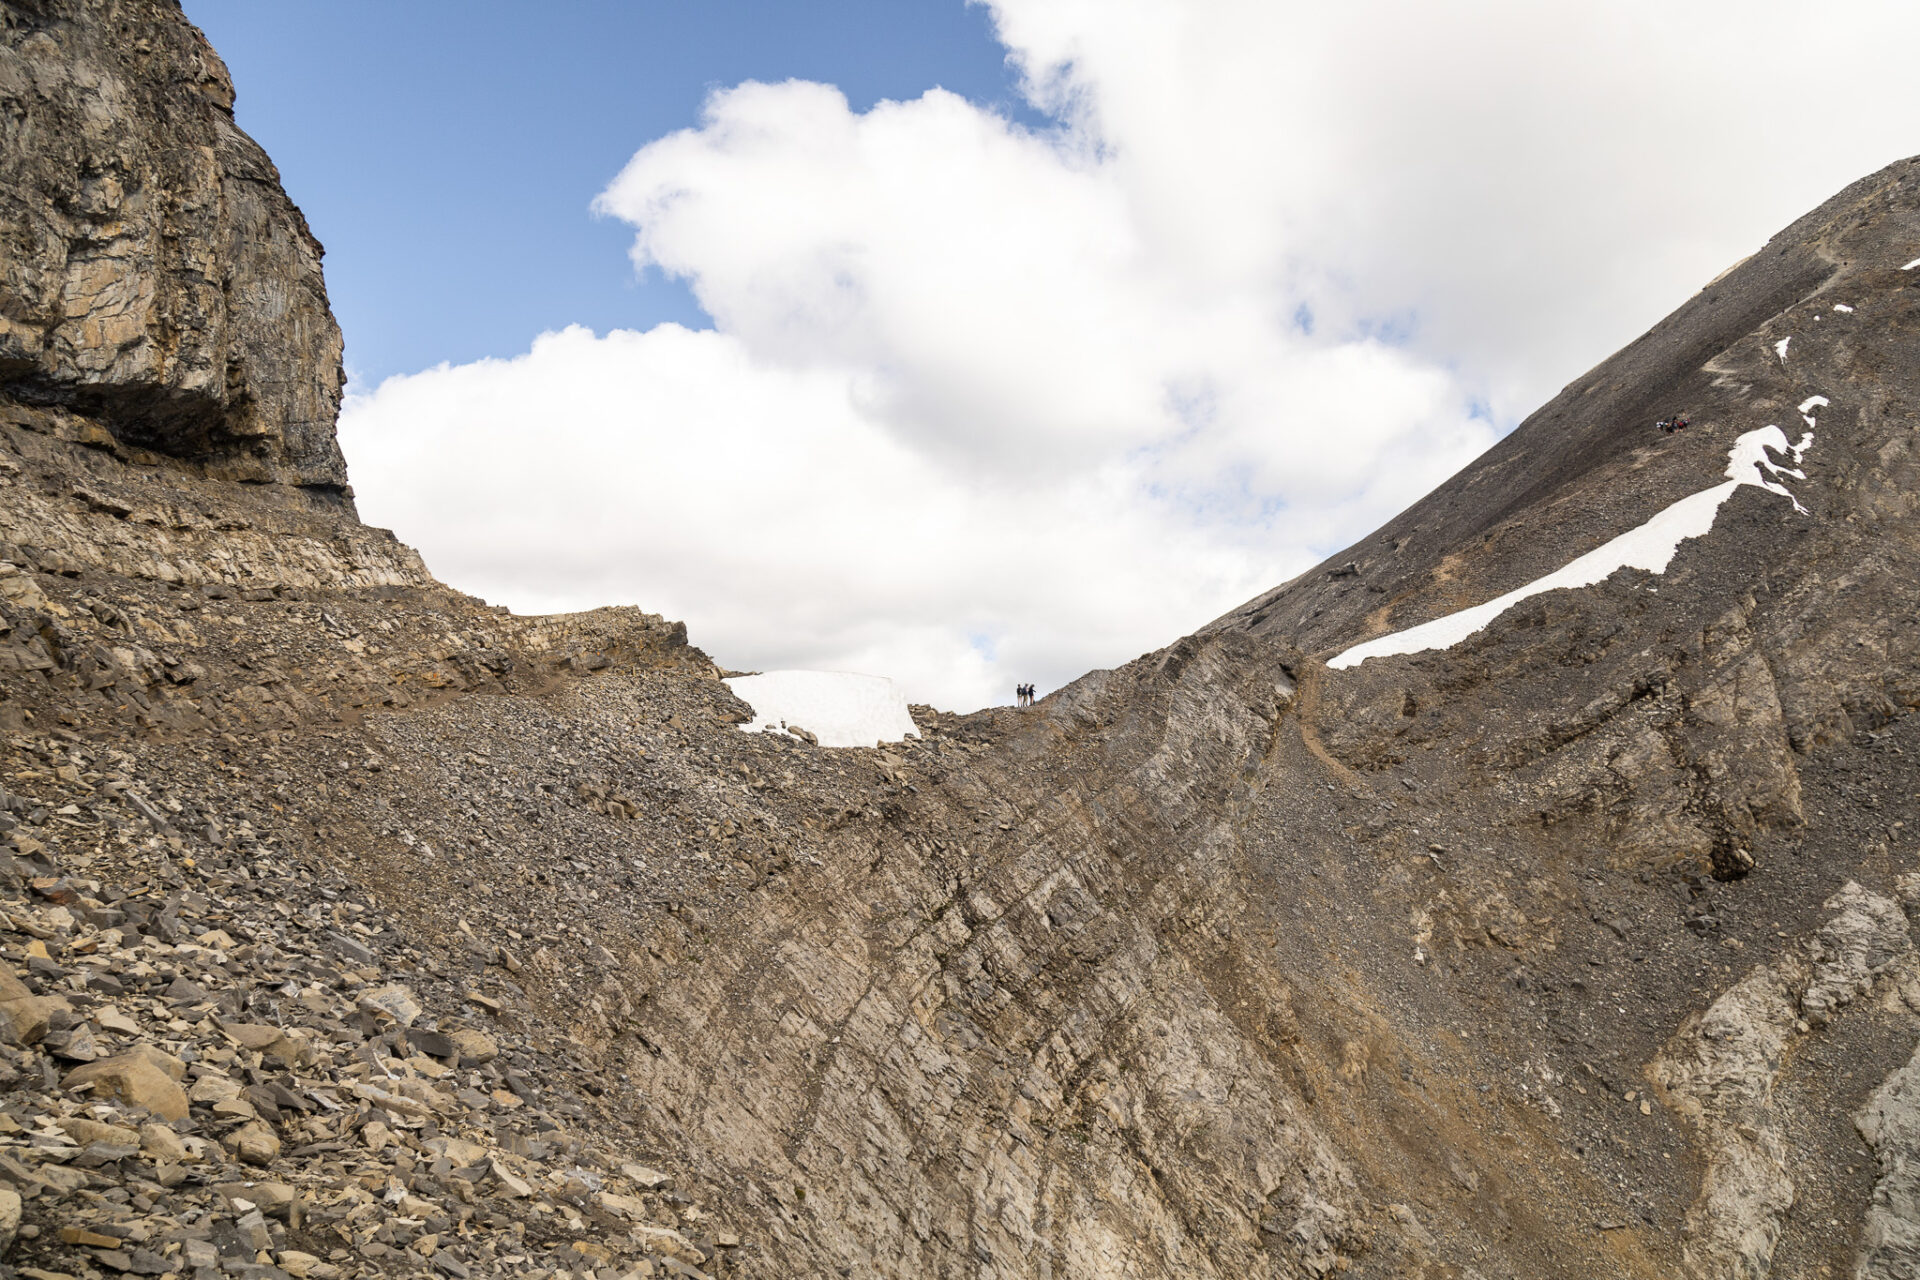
[{"left": 184, "top": 0, "right": 1039, "bottom": 386}]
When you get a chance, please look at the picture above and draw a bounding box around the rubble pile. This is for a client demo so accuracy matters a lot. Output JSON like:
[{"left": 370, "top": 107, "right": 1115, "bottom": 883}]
[{"left": 0, "top": 734, "right": 741, "bottom": 1279}]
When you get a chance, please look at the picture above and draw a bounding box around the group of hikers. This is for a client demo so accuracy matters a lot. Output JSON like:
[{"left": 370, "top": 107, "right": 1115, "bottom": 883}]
[
  {"left": 1015, "top": 683, "right": 1037, "bottom": 707},
  {"left": 1656, "top": 413, "right": 1691, "bottom": 434}
]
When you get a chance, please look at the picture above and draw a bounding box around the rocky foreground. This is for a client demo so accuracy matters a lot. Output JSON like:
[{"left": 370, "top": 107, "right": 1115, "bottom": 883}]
[{"left": 6, "top": 2, "right": 1920, "bottom": 1279}]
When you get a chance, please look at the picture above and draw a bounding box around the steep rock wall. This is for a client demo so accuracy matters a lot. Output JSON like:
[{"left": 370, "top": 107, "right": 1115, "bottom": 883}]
[{"left": 1, "top": 0, "right": 347, "bottom": 489}]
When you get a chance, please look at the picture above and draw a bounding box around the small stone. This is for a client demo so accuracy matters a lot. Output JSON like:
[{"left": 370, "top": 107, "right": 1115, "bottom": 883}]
[
  {"left": 58, "top": 1225, "right": 123, "bottom": 1247},
  {"left": 427, "top": 1136, "right": 490, "bottom": 1166},
  {"left": 221, "top": 1023, "right": 287, "bottom": 1053},
  {"left": 357, "top": 985, "right": 422, "bottom": 1027},
  {"left": 631, "top": 1224, "right": 707, "bottom": 1267},
  {"left": 50, "top": 1022, "right": 101, "bottom": 1062},
  {"left": 0, "top": 968, "right": 67, "bottom": 1046},
  {"left": 621, "top": 1163, "right": 673, "bottom": 1190},
  {"left": 227, "top": 1120, "right": 281, "bottom": 1167},
  {"left": 489, "top": 1161, "right": 531, "bottom": 1198},
  {"left": 0, "top": 1185, "right": 19, "bottom": 1252},
  {"left": 599, "top": 1191, "right": 646, "bottom": 1219},
  {"left": 124, "top": 1043, "right": 188, "bottom": 1080},
  {"left": 59, "top": 1118, "right": 139, "bottom": 1148},
  {"left": 160, "top": 974, "right": 206, "bottom": 1005},
  {"left": 220, "top": 1174, "right": 295, "bottom": 1220},
  {"left": 236, "top": 1207, "right": 271, "bottom": 1252},
  {"left": 409, "top": 1028, "right": 456, "bottom": 1059},
  {"left": 94, "top": 1008, "right": 140, "bottom": 1037},
  {"left": 446, "top": 1027, "right": 497, "bottom": 1064}
]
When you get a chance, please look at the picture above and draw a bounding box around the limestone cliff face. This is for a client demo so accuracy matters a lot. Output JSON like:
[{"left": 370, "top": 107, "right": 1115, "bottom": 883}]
[
  {"left": 0, "top": 0, "right": 347, "bottom": 489},
  {"left": 5, "top": 5, "right": 1920, "bottom": 1279}
]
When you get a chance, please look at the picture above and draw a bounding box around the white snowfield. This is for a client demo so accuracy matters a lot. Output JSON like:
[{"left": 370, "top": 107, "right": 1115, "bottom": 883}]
[
  {"left": 725, "top": 670, "right": 920, "bottom": 748},
  {"left": 1329, "top": 417, "right": 1822, "bottom": 671},
  {"left": 1902, "top": 258, "right": 1920, "bottom": 271},
  {"left": 1775, "top": 336, "right": 1792, "bottom": 361}
]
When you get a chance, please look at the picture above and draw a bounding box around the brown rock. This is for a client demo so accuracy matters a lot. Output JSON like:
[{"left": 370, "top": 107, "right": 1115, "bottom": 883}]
[
  {"left": 218, "top": 1179, "right": 295, "bottom": 1214},
  {"left": 61, "top": 1054, "right": 190, "bottom": 1121},
  {"left": 426, "top": 1136, "right": 490, "bottom": 1167},
  {"left": 221, "top": 1023, "right": 287, "bottom": 1053},
  {"left": 356, "top": 985, "right": 423, "bottom": 1028},
  {"left": 123, "top": 1043, "right": 187, "bottom": 1082},
  {"left": 0, "top": 968, "right": 67, "bottom": 1047},
  {"left": 58, "top": 1118, "right": 139, "bottom": 1148},
  {"left": 226, "top": 1120, "right": 281, "bottom": 1167},
  {"left": 489, "top": 1161, "right": 531, "bottom": 1198},
  {"left": 138, "top": 1122, "right": 188, "bottom": 1162},
  {"left": 446, "top": 1027, "right": 498, "bottom": 1064},
  {"left": 622, "top": 1163, "right": 674, "bottom": 1190}
]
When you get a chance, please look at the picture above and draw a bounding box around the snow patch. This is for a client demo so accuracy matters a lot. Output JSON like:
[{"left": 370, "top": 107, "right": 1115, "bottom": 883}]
[
  {"left": 1329, "top": 420, "right": 1820, "bottom": 670},
  {"left": 1799, "top": 394, "right": 1829, "bottom": 431},
  {"left": 1774, "top": 336, "right": 1791, "bottom": 361},
  {"left": 725, "top": 670, "right": 920, "bottom": 748},
  {"left": 1833, "top": 303, "right": 1855, "bottom": 313},
  {"left": 1902, "top": 259, "right": 1920, "bottom": 271}
]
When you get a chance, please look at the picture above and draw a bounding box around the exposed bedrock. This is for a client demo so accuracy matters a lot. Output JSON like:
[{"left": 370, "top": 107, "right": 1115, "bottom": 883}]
[{"left": 0, "top": 0, "right": 347, "bottom": 489}]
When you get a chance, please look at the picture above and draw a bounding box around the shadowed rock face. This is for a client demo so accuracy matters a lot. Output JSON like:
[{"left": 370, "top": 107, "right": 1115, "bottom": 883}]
[
  {"left": 0, "top": 0, "right": 347, "bottom": 489},
  {"left": 4, "top": 5, "right": 1920, "bottom": 1279}
]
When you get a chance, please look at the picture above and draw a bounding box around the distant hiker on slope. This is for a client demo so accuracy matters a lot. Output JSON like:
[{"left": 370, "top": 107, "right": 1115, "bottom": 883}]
[{"left": 1657, "top": 414, "right": 1691, "bottom": 434}]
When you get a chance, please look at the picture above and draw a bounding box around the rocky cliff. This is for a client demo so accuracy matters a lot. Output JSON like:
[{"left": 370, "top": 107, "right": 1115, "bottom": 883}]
[
  {"left": 2, "top": 0, "right": 346, "bottom": 489},
  {"left": 1, "top": 4, "right": 1919, "bottom": 1279}
]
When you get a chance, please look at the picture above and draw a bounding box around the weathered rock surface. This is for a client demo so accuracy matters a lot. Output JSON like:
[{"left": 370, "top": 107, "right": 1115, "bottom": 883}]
[
  {"left": 1, "top": 0, "right": 347, "bottom": 488},
  {"left": 4, "top": 3, "right": 1920, "bottom": 1278}
]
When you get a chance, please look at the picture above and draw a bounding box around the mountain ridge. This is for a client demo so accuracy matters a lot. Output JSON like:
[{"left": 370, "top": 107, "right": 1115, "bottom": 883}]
[{"left": 0, "top": 4, "right": 1917, "bottom": 1278}]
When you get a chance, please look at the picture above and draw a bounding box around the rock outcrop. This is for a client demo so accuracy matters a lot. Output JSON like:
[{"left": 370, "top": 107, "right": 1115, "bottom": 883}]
[
  {"left": 1, "top": 0, "right": 348, "bottom": 489},
  {"left": 3, "top": 3, "right": 1920, "bottom": 1278}
]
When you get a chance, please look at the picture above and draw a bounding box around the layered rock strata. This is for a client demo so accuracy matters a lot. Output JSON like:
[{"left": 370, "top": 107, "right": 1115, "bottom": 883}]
[{"left": 4, "top": 4, "right": 1920, "bottom": 1279}]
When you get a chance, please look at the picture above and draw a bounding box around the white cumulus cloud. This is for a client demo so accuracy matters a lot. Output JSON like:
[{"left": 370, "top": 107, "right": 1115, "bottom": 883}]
[{"left": 339, "top": 0, "right": 1920, "bottom": 712}]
